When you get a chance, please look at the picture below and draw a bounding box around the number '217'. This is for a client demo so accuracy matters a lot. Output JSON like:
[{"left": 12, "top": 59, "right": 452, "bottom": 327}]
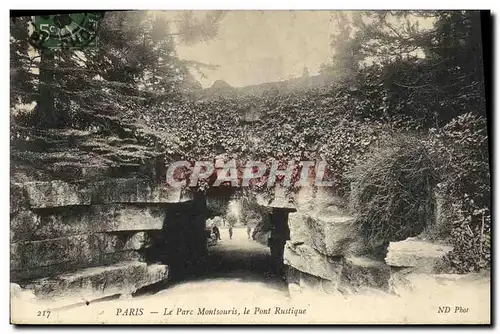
[{"left": 37, "top": 310, "right": 51, "bottom": 318}]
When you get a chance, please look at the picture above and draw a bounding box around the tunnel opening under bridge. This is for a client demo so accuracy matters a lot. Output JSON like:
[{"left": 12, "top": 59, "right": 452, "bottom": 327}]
[{"left": 137, "top": 187, "right": 294, "bottom": 296}]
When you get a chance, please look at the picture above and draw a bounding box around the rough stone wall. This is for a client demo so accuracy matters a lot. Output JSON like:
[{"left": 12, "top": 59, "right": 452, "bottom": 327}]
[
  {"left": 10, "top": 123, "right": 206, "bottom": 308},
  {"left": 256, "top": 186, "right": 455, "bottom": 297},
  {"left": 11, "top": 181, "right": 183, "bottom": 306},
  {"left": 284, "top": 217, "right": 392, "bottom": 296}
]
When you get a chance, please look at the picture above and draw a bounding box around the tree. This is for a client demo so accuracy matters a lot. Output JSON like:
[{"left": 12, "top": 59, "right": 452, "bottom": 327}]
[
  {"left": 11, "top": 10, "right": 226, "bottom": 128},
  {"left": 321, "top": 10, "right": 487, "bottom": 126},
  {"left": 302, "top": 67, "right": 310, "bottom": 77},
  {"left": 10, "top": 17, "right": 37, "bottom": 109},
  {"left": 319, "top": 12, "right": 363, "bottom": 84}
]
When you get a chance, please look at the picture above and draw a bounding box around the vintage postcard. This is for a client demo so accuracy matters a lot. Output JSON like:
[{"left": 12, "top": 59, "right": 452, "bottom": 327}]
[{"left": 9, "top": 9, "right": 491, "bottom": 325}]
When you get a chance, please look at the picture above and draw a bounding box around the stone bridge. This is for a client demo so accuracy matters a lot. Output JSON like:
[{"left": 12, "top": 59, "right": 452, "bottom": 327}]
[{"left": 10, "top": 118, "right": 455, "bottom": 310}]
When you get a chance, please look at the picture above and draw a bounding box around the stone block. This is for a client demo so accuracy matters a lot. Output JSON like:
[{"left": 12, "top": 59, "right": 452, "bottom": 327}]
[
  {"left": 294, "top": 186, "right": 315, "bottom": 211},
  {"left": 298, "top": 270, "right": 324, "bottom": 292},
  {"left": 10, "top": 183, "right": 27, "bottom": 214},
  {"left": 387, "top": 267, "right": 417, "bottom": 295},
  {"left": 11, "top": 250, "right": 142, "bottom": 282},
  {"left": 288, "top": 213, "right": 312, "bottom": 244},
  {"left": 23, "top": 180, "right": 91, "bottom": 208},
  {"left": 141, "top": 263, "right": 170, "bottom": 286},
  {"left": 90, "top": 178, "right": 190, "bottom": 204},
  {"left": 139, "top": 154, "right": 166, "bottom": 182},
  {"left": 288, "top": 212, "right": 362, "bottom": 257},
  {"left": 283, "top": 241, "right": 343, "bottom": 281},
  {"left": 21, "top": 261, "right": 169, "bottom": 307},
  {"left": 385, "top": 239, "right": 454, "bottom": 271},
  {"left": 124, "top": 232, "right": 150, "bottom": 250},
  {"left": 11, "top": 210, "right": 41, "bottom": 243},
  {"left": 340, "top": 256, "right": 391, "bottom": 292},
  {"left": 10, "top": 232, "right": 152, "bottom": 273},
  {"left": 49, "top": 162, "right": 111, "bottom": 181},
  {"left": 295, "top": 187, "right": 347, "bottom": 213},
  {"left": 286, "top": 265, "right": 301, "bottom": 284},
  {"left": 10, "top": 204, "right": 166, "bottom": 242}
]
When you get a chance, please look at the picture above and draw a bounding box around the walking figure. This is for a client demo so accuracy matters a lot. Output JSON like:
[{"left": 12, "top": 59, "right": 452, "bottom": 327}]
[
  {"left": 212, "top": 225, "right": 221, "bottom": 240},
  {"left": 246, "top": 226, "right": 252, "bottom": 239},
  {"left": 228, "top": 226, "right": 233, "bottom": 239}
]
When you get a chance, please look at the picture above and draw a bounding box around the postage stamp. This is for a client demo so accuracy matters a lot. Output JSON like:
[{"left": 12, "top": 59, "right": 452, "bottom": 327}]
[{"left": 28, "top": 12, "right": 104, "bottom": 50}]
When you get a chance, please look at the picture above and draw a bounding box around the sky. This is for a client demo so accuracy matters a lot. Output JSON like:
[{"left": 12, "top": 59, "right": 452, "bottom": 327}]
[{"left": 174, "top": 11, "right": 337, "bottom": 88}]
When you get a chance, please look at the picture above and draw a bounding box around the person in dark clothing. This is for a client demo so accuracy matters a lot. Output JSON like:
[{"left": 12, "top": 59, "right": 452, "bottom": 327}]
[
  {"left": 228, "top": 226, "right": 233, "bottom": 239},
  {"left": 246, "top": 226, "right": 252, "bottom": 239},
  {"left": 212, "top": 225, "right": 221, "bottom": 240},
  {"left": 268, "top": 211, "right": 290, "bottom": 277}
]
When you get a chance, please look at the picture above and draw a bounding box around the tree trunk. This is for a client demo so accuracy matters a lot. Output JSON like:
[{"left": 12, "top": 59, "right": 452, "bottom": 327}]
[{"left": 36, "top": 49, "right": 56, "bottom": 128}]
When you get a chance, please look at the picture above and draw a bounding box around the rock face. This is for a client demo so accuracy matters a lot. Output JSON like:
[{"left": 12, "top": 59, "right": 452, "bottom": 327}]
[
  {"left": 23, "top": 261, "right": 169, "bottom": 308},
  {"left": 10, "top": 204, "right": 167, "bottom": 243},
  {"left": 385, "top": 239, "right": 454, "bottom": 272},
  {"left": 13, "top": 179, "right": 191, "bottom": 210},
  {"left": 288, "top": 212, "right": 362, "bottom": 257},
  {"left": 281, "top": 186, "right": 395, "bottom": 296},
  {"left": 284, "top": 242, "right": 391, "bottom": 295},
  {"left": 282, "top": 190, "right": 455, "bottom": 298},
  {"left": 284, "top": 242, "right": 343, "bottom": 281},
  {"left": 10, "top": 119, "right": 206, "bottom": 307},
  {"left": 340, "top": 256, "right": 391, "bottom": 292},
  {"left": 90, "top": 178, "right": 192, "bottom": 204},
  {"left": 11, "top": 233, "right": 145, "bottom": 270},
  {"left": 23, "top": 180, "right": 91, "bottom": 208},
  {"left": 256, "top": 186, "right": 296, "bottom": 210}
]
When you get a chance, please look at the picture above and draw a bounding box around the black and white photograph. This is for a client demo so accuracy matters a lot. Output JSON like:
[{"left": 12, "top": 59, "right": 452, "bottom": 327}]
[{"left": 9, "top": 9, "right": 491, "bottom": 324}]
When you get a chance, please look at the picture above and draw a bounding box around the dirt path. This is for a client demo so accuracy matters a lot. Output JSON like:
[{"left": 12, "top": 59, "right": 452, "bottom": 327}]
[
  {"left": 14, "top": 228, "right": 490, "bottom": 324},
  {"left": 145, "top": 227, "right": 289, "bottom": 302}
]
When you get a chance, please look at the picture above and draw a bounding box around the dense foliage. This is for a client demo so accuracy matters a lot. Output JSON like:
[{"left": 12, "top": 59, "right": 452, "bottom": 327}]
[
  {"left": 350, "top": 136, "right": 439, "bottom": 248},
  {"left": 427, "top": 114, "right": 491, "bottom": 273}
]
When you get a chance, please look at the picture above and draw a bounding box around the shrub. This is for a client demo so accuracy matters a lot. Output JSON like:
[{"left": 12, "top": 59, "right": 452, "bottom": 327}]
[
  {"left": 349, "top": 135, "right": 439, "bottom": 248},
  {"left": 427, "top": 113, "right": 491, "bottom": 273}
]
